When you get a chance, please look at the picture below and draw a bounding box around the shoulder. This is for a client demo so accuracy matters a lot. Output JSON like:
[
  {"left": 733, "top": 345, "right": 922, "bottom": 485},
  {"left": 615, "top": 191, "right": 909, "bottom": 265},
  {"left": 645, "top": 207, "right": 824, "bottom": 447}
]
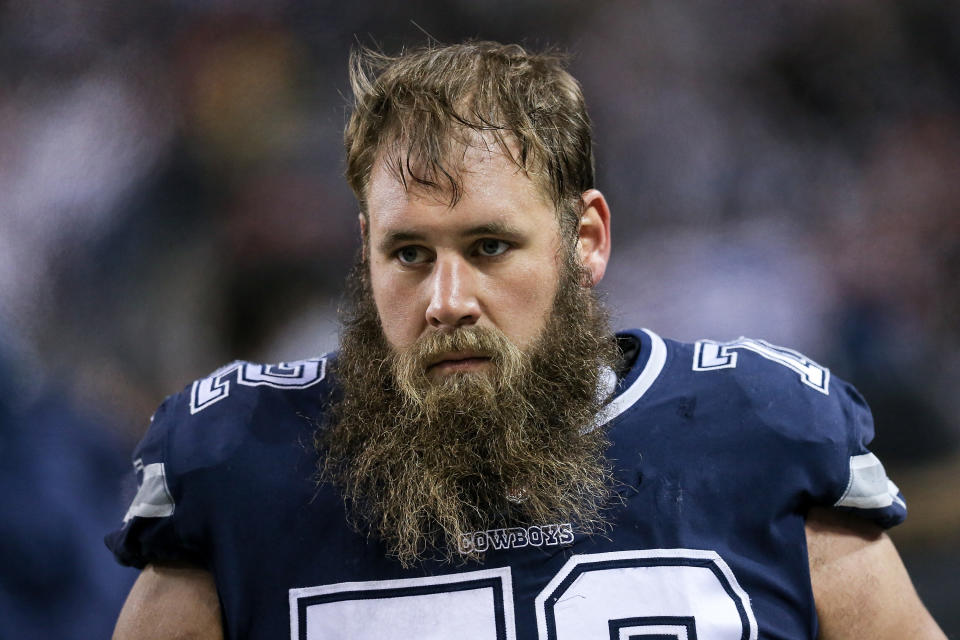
[
  {"left": 107, "top": 355, "right": 336, "bottom": 568},
  {"left": 609, "top": 329, "right": 848, "bottom": 426},
  {"left": 610, "top": 330, "right": 905, "bottom": 527},
  {"left": 660, "top": 333, "right": 865, "bottom": 445}
]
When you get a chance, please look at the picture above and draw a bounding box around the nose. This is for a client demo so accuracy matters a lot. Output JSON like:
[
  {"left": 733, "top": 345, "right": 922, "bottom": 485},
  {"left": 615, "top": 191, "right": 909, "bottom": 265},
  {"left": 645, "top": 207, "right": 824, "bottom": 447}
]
[{"left": 425, "top": 254, "right": 481, "bottom": 330}]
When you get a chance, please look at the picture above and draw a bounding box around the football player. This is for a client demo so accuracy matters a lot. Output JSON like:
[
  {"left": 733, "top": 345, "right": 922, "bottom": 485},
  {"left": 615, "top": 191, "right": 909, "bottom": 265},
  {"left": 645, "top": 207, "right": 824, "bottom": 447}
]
[{"left": 109, "top": 42, "right": 945, "bottom": 639}]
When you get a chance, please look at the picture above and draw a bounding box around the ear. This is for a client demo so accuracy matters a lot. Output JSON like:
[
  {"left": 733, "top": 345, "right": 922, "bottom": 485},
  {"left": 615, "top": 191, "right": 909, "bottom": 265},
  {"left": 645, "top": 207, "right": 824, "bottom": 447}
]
[
  {"left": 576, "top": 189, "right": 612, "bottom": 286},
  {"left": 358, "top": 214, "right": 368, "bottom": 261}
]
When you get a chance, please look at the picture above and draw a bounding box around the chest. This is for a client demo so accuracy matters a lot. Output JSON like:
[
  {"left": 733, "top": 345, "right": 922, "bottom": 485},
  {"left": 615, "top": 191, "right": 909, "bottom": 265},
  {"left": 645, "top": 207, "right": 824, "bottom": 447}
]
[{"left": 206, "top": 435, "right": 817, "bottom": 640}]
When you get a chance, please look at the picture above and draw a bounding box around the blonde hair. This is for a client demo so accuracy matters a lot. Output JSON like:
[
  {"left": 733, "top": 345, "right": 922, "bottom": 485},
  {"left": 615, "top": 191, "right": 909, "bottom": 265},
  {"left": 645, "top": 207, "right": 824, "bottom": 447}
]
[{"left": 344, "top": 41, "right": 594, "bottom": 236}]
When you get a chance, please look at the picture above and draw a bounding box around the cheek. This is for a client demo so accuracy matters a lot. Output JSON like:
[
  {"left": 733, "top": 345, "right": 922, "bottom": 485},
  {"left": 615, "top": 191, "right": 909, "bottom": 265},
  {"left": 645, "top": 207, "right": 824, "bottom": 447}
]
[
  {"left": 369, "top": 263, "right": 422, "bottom": 348},
  {"left": 490, "top": 259, "right": 560, "bottom": 345}
]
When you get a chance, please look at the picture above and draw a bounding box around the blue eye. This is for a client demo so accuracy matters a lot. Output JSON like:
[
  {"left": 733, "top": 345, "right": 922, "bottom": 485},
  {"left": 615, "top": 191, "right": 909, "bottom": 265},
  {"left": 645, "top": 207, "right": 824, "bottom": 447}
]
[
  {"left": 396, "top": 246, "right": 428, "bottom": 265},
  {"left": 477, "top": 239, "right": 509, "bottom": 257}
]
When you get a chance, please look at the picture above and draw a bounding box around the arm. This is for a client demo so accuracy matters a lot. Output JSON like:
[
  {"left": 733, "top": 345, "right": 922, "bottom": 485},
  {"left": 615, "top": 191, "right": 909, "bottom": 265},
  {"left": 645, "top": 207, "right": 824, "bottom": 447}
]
[
  {"left": 114, "top": 563, "right": 224, "bottom": 640},
  {"left": 805, "top": 506, "right": 945, "bottom": 640}
]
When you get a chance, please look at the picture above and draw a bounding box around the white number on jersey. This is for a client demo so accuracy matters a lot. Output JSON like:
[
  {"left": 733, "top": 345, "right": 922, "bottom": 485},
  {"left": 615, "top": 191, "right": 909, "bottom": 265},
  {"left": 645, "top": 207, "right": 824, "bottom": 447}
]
[
  {"left": 289, "top": 568, "right": 515, "bottom": 640},
  {"left": 189, "top": 357, "right": 327, "bottom": 414},
  {"left": 288, "top": 550, "right": 757, "bottom": 640},
  {"left": 536, "top": 550, "right": 757, "bottom": 640},
  {"left": 693, "top": 337, "right": 829, "bottom": 394}
]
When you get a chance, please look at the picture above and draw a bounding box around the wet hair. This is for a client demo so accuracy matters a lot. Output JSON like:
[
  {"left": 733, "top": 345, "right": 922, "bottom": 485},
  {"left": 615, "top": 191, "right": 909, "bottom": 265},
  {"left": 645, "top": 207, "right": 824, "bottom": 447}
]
[{"left": 344, "top": 40, "right": 595, "bottom": 237}]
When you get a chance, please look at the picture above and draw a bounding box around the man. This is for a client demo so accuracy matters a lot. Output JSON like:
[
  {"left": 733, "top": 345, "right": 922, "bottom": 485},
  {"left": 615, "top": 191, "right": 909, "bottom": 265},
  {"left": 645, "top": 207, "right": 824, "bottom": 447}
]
[{"left": 108, "top": 42, "right": 945, "bottom": 639}]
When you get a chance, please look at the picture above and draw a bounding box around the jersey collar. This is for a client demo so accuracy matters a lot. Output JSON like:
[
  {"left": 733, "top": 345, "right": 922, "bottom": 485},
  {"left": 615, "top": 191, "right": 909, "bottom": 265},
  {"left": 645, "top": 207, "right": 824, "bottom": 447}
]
[{"left": 592, "top": 328, "right": 667, "bottom": 429}]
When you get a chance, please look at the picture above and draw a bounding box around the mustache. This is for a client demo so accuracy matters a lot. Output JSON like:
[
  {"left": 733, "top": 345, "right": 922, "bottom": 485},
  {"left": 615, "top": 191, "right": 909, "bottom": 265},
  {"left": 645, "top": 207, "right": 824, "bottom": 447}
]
[
  {"left": 391, "top": 325, "right": 525, "bottom": 402},
  {"left": 408, "top": 326, "right": 507, "bottom": 365}
]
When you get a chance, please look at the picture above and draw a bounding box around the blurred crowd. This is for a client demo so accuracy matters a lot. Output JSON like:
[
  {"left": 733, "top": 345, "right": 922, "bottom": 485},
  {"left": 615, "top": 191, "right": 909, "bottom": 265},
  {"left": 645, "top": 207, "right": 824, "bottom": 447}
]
[{"left": 0, "top": 0, "right": 957, "bottom": 636}]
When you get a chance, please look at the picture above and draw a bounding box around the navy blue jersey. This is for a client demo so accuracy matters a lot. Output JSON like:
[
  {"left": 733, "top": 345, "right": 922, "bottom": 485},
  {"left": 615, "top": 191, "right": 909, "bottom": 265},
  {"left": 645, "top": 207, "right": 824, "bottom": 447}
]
[{"left": 106, "top": 329, "right": 906, "bottom": 639}]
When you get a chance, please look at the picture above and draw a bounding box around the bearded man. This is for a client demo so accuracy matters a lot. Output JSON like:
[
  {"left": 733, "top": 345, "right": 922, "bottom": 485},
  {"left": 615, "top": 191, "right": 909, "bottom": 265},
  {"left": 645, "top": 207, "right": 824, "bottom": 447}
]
[{"left": 109, "top": 42, "right": 945, "bottom": 639}]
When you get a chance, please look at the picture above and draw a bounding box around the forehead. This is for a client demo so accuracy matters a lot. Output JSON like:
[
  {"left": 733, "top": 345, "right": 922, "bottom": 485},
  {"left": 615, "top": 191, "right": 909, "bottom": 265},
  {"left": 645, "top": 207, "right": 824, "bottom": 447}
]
[{"left": 366, "top": 142, "right": 556, "bottom": 233}]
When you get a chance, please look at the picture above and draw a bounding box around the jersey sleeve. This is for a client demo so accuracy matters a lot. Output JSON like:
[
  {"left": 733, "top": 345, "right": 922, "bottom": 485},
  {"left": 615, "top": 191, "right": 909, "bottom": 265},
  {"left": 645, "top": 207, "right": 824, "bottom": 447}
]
[
  {"left": 104, "top": 393, "right": 206, "bottom": 569},
  {"left": 825, "top": 377, "right": 907, "bottom": 529},
  {"left": 728, "top": 339, "right": 907, "bottom": 529}
]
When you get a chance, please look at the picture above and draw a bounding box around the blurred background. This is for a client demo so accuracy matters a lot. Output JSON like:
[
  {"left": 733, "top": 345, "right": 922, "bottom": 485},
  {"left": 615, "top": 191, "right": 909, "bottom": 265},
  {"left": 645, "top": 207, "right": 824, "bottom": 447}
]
[{"left": 0, "top": 0, "right": 957, "bottom": 636}]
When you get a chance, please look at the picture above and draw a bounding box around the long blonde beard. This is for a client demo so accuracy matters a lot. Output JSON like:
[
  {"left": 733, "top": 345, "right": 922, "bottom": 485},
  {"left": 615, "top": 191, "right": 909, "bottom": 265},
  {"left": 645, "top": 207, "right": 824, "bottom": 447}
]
[{"left": 319, "top": 252, "right": 620, "bottom": 567}]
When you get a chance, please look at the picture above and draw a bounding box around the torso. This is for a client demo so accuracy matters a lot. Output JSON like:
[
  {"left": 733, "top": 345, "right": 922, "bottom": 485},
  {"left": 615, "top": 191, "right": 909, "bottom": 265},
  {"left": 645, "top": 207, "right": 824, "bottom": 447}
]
[{"left": 112, "top": 328, "right": 901, "bottom": 639}]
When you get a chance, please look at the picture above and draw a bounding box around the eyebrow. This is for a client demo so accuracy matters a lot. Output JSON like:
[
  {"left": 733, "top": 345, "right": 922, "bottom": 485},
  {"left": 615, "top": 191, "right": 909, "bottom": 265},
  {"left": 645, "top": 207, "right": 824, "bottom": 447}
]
[
  {"left": 462, "top": 221, "right": 522, "bottom": 238},
  {"left": 377, "top": 221, "right": 524, "bottom": 253},
  {"left": 378, "top": 231, "right": 425, "bottom": 252}
]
